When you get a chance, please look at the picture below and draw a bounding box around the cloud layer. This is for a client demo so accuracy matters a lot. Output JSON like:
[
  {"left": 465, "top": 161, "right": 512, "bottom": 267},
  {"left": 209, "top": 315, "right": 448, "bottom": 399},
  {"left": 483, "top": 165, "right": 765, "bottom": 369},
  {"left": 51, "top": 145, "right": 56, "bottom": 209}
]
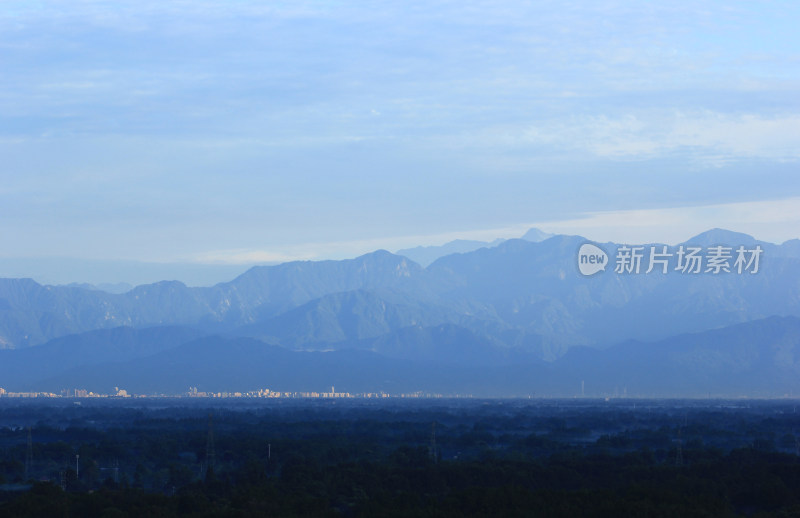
[{"left": 0, "top": 1, "right": 798, "bottom": 268}]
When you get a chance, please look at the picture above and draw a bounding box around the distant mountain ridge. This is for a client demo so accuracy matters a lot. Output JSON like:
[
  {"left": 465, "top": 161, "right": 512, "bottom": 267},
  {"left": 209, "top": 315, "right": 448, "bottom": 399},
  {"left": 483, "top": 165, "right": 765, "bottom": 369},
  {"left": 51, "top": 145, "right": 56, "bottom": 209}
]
[
  {"left": 10, "top": 316, "right": 800, "bottom": 397},
  {"left": 551, "top": 315, "right": 800, "bottom": 396},
  {"left": 396, "top": 227, "right": 553, "bottom": 266},
  {"left": 0, "top": 228, "right": 798, "bottom": 351},
  {"left": 0, "top": 250, "right": 431, "bottom": 348},
  {"left": 0, "top": 228, "right": 798, "bottom": 396},
  {"left": 0, "top": 326, "right": 204, "bottom": 388},
  {"left": 396, "top": 239, "right": 506, "bottom": 267}
]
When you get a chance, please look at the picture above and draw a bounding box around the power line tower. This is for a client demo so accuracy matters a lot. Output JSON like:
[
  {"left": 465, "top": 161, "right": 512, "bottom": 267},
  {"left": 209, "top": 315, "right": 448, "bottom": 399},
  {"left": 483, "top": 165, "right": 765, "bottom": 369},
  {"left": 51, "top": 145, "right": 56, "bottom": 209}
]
[
  {"left": 203, "top": 413, "right": 215, "bottom": 480},
  {"left": 674, "top": 428, "right": 683, "bottom": 467},
  {"left": 24, "top": 426, "right": 33, "bottom": 480},
  {"left": 99, "top": 459, "right": 120, "bottom": 484},
  {"left": 429, "top": 422, "right": 438, "bottom": 464}
]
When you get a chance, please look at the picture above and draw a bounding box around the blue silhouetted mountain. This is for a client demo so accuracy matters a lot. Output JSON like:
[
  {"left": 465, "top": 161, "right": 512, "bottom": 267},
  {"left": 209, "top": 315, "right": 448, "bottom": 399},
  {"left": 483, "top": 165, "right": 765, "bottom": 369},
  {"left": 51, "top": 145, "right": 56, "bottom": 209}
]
[
  {"left": 18, "top": 316, "right": 800, "bottom": 397},
  {"left": 27, "top": 335, "right": 485, "bottom": 395},
  {"left": 345, "top": 322, "right": 540, "bottom": 367},
  {"left": 550, "top": 315, "right": 800, "bottom": 397},
  {"left": 63, "top": 282, "right": 134, "bottom": 294},
  {"left": 210, "top": 250, "right": 436, "bottom": 323},
  {"left": 395, "top": 227, "right": 552, "bottom": 266},
  {"left": 396, "top": 239, "right": 506, "bottom": 267},
  {"left": 680, "top": 228, "right": 800, "bottom": 260},
  {"left": 0, "top": 227, "right": 799, "bottom": 397},
  {"left": 681, "top": 228, "right": 762, "bottom": 248},
  {"left": 520, "top": 228, "right": 553, "bottom": 242},
  {"left": 0, "top": 279, "right": 126, "bottom": 348},
  {"left": 778, "top": 239, "right": 800, "bottom": 258},
  {"left": 0, "top": 250, "right": 434, "bottom": 348},
  {"left": 427, "top": 233, "right": 800, "bottom": 347},
  {"left": 0, "top": 325, "right": 204, "bottom": 388},
  {"left": 235, "top": 289, "right": 463, "bottom": 349}
]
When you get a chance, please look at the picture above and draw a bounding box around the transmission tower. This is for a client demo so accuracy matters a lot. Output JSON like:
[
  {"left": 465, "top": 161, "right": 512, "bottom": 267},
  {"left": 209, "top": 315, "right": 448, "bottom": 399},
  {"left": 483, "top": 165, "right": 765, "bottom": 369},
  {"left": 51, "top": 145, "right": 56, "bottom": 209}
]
[
  {"left": 99, "top": 459, "right": 120, "bottom": 484},
  {"left": 674, "top": 428, "right": 683, "bottom": 467},
  {"left": 203, "top": 413, "right": 216, "bottom": 479},
  {"left": 429, "top": 422, "right": 438, "bottom": 464},
  {"left": 24, "top": 426, "right": 33, "bottom": 480}
]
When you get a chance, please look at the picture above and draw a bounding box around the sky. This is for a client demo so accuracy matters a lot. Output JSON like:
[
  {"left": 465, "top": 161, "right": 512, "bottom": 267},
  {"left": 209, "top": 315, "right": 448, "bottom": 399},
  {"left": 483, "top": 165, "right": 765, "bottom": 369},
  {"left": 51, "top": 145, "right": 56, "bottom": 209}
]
[{"left": 1, "top": 1, "right": 799, "bottom": 285}]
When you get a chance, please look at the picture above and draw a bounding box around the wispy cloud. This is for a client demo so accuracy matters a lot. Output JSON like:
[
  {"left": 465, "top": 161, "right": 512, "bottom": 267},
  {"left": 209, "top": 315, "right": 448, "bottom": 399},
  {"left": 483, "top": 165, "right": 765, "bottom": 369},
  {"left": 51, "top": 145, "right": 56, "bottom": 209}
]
[
  {"left": 187, "top": 197, "right": 800, "bottom": 266},
  {"left": 192, "top": 249, "right": 315, "bottom": 265},
  {"left": 0, "top": 1, "right": 798, "bottom": 266},
  {"left": 530, "top": 197, "right": 800, "bottom": 245},
  {"left": 187, "top": 225, "right": 537, "bottom": 265},
  {"left": 521, "top": 112, "right": 800, "bottom": 163}
]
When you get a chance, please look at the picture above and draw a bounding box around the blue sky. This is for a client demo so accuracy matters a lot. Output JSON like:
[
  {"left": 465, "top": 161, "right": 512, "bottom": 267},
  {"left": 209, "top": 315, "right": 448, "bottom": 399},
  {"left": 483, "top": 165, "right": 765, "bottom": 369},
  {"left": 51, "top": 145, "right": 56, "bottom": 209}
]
[{"left": 1, "top": 1, "right": 798, "bottom": 284}]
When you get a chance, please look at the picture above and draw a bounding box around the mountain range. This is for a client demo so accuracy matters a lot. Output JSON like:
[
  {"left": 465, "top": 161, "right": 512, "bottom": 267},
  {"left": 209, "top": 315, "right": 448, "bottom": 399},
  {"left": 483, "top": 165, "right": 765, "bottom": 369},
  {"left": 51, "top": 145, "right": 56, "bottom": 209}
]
[
  {"left": 395, "top": 227, "right": 552, "bottom": 266},
  {"left": 0, "top": 228, "right": 798, "bottom": 396}
]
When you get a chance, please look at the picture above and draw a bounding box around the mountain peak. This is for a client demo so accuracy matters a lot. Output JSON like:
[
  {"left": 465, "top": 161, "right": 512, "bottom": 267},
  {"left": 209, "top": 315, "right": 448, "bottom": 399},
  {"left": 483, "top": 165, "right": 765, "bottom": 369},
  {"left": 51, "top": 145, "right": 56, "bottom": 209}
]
[
  {"left": 521, "top": 228, "right": 553, "bottom": 242},
  {"left": 356, "top": 249, "right": 398, "bottom": 261},
  {"left": 682, "top": 228, "right": 759, "bottom": 247},
  {"left": 395, "top": 239, "right": 504, "bottom": 267},
  {"left": 353, "top": 249, "right": 425, "bottom": 278}
]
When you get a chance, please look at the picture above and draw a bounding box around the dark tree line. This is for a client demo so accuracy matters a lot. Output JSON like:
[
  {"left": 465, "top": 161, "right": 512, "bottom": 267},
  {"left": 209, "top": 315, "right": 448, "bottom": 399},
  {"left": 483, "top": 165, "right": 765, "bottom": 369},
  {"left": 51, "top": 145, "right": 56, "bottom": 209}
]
[{"left": 0, "top": 398, "right": 799, "bottom": 516}]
